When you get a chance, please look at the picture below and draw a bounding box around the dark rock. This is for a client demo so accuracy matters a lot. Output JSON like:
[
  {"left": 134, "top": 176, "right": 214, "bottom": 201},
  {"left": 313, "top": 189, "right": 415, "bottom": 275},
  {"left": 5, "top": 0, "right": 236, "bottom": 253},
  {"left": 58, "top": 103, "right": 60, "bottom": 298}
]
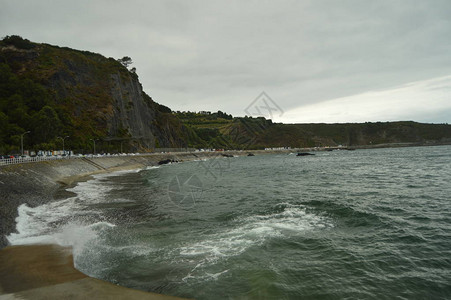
[
  {"left": 247, "top": 153, "right": 255, "bottom": 156},
  {"left": 297, "top": 152, "right": 315, "bottom": 156},
  {"left": 158, "top": 159, "right": 172, "bottom": 165}
]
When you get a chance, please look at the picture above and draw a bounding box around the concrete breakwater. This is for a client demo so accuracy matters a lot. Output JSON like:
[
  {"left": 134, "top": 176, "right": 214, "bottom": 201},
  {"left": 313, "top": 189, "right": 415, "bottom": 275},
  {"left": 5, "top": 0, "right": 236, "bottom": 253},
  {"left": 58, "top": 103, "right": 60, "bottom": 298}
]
[
  {"left": 0, "top": 244, "right": 188, "bottom": 299},
  {"left": 0, "top": 150, "right": 293, "bottom": 248}
]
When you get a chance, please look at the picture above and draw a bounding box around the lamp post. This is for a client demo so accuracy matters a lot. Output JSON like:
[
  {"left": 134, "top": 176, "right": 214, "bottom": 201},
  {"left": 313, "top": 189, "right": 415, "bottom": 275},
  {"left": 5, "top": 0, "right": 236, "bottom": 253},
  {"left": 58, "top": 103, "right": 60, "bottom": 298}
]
[
  {"left": 20, "top": 131, "right": 30, "bottom": 156},
  {"left": 57, "top": 135, "right": 70, "bottom": 153},
  {"left": 90, "top": 139, "right": 98, "bottom": 155}
]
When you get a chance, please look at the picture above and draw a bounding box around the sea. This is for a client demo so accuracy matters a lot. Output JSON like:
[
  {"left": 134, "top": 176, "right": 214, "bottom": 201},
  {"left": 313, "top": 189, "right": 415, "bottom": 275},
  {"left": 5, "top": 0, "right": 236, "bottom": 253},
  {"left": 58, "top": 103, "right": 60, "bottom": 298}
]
[{"left": 7, "top": 145, "right": 451, "bottom": 299}]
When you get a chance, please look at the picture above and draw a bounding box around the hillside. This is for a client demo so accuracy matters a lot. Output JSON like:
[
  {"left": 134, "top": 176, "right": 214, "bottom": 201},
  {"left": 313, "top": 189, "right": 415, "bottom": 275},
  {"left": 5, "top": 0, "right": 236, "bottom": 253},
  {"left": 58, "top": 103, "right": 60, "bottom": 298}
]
[
  {"left": 1, "top": 36, "right": 451, "bottom": 154},
  {"left": 0, "top": 36, "right": 197, "bottom": 154},
  {"left": 175, "top": 111, "right": 451, "bottom": 149}
]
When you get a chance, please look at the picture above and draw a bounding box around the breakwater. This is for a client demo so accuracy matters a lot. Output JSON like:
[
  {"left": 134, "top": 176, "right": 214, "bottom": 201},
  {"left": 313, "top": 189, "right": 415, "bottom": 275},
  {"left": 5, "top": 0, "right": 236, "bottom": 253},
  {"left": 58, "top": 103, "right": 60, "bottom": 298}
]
[{"left": 0, "top": 244, "right": 188, "bottom": 299}]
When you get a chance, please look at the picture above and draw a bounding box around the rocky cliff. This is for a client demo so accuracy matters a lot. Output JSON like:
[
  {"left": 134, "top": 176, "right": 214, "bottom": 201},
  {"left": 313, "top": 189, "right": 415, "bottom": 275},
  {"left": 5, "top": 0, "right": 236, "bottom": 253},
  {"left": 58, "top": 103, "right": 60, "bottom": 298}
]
[{"left": 0, "top": 36, "right": 191, "bottom": 153}]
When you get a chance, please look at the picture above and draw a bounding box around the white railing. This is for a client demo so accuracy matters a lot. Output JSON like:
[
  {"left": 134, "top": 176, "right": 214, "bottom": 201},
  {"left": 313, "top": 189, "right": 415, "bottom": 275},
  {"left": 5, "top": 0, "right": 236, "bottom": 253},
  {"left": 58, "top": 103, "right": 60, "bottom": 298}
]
[
  {"left": 0, "top": 155, "right": 79, "bottom": 166},
  {"left": 0, "top": 149, "right": 210, "bottom": 167},
  {"left": 0, "top": 152, "right": 189, "bottom": 167}
]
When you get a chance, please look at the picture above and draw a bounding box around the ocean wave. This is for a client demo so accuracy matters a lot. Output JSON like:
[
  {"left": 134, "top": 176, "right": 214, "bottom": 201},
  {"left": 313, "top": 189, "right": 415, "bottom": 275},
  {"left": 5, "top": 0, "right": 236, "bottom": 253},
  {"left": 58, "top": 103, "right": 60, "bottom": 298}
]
[
  {"left": 6, "top": 170, "right": 127, "bottom": 251},
  {"left": 145, "top": 165, "right": 160, "bottom": 170},
  {"left": 8, "top": 211, "right": 115, "bottom": 255},
  {"left": 176, "top": 203, "right": 333, "bottom": 282}
]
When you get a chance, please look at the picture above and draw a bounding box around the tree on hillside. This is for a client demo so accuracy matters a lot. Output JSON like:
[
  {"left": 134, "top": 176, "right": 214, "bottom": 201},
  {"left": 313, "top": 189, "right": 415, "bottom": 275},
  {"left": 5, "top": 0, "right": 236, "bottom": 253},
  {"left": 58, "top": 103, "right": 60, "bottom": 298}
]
[
  {"left": 0, "top": 112, "right": 8, "bottom": 144},
  {"left": 1, "top": 35, "right": 35, "bottom": 50},
  {"left": 117, "top": 56, "right": 133, "bottom": 68},
  {"left": 32, "top": 106, "right": 62, "bottom": 144}
]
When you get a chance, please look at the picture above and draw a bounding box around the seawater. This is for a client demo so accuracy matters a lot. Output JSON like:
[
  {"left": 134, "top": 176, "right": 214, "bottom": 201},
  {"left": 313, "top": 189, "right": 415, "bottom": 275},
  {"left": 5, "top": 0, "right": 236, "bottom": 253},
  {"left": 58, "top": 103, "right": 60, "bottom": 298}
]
[{"left": 7, "top": 146, "right": 451, "bottom": 299}]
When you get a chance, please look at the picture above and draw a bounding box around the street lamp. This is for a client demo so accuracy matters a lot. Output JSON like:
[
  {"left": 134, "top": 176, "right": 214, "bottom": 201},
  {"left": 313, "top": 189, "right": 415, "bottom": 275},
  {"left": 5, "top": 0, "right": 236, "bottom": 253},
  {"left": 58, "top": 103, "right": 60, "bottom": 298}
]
[
  {"left": 90, "top": 139, "right": 98, "bottom": 155},
  {"left": 20, "top": 131, "right": 30, "bottom": 156},
  {"left": 57, "top": 136, "right": 70, "bottom": 153}
]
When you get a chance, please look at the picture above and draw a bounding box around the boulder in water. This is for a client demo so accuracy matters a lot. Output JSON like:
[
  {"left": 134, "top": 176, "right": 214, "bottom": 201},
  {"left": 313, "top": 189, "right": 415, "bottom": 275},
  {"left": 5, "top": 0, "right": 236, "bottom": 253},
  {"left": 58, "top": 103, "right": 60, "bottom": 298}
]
[
  {"left": 297, "top": 152, "right": 315, "bottom": 156},
  {"left": 158, "top": 159, "right": 178, "bottom": 165}
]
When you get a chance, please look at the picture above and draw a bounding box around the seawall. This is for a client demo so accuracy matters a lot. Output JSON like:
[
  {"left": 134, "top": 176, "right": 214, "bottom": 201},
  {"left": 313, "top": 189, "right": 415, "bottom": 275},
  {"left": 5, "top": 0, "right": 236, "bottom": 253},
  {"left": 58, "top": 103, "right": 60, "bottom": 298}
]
[
  {"left": 0, "top": 154, "right": 154, "bottom": 248},
  {"left": 0, "top": 244, "right": 188, "bottom": 299}
]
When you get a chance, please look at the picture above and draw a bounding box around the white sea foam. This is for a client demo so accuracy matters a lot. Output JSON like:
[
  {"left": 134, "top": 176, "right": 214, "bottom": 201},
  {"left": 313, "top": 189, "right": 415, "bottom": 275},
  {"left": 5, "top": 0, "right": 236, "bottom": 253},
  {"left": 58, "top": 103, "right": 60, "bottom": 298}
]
[
  {"left": 180, "top": 203, "right": 331, "bottom": 257},
  {"left": 8, "top": 210, "right": 115, "bottom": 255},
  {"left": 145, "top": 165, "right": 160, "bottom": 170},
  {"left": 178, "top": 203, "right": 332, "bottom": 281},
  {"left": 5, "top": 169, "right": 133, "bottom": 252},
  {"left": 66, "top": 168, "right": 140, "bottom": 203},
  {"left": 182, "top": 269, "right": 229, "bottom": 282}
]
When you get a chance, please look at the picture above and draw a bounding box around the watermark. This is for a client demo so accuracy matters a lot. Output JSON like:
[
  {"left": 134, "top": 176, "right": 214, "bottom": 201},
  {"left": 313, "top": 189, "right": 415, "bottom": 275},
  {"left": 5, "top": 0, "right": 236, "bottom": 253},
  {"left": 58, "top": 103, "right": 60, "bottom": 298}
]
[
  {"left": 167, "top": 173, "right": 203, "bottom": 209},
  {"left": 166, "top": 150, "right": 233, "bottom": 208},
  {"left": 240, "top": 91, "right": 284, "bottom": 149},
  {"left": 235, "top": 117, "right": 269, "bottom": 148},
  {"left": 244, "top": 91, "right": 284, "bottom": 120},
  {"left": 197, "top": 153, "right": 232, "bottom": 181},
  {"left": 166, "top": 92, "right": 284, "bottom": 208}
]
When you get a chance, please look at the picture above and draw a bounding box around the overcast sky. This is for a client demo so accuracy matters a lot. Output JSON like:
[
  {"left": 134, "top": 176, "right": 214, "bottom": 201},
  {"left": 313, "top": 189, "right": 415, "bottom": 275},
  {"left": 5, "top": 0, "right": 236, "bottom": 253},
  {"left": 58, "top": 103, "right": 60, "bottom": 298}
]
[{"left": 1, "top": 0, "right": 451, "bottom": 123}]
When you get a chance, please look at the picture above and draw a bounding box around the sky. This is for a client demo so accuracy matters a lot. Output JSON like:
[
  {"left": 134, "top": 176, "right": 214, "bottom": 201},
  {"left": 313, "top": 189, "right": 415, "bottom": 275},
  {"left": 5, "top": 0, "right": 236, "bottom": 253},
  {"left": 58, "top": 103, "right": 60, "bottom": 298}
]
[{"left": 1, "top": 0, "right": 451, "bottom": 123}]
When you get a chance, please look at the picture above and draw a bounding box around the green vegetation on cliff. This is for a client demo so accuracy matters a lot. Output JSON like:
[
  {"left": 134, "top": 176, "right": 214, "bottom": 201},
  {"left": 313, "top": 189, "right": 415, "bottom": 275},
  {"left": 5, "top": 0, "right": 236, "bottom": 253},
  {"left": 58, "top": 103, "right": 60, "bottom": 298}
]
[
  {"left": 174, "top": 110, "right": 451, "bottom": 149},
  {"left": 0, "top": 35, "right": 191, "bottom": 154}
]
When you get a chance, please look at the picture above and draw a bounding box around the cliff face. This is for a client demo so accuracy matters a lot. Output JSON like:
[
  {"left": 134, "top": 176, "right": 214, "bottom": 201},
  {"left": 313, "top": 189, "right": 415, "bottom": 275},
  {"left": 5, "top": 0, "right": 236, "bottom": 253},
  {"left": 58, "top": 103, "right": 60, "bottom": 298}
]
[
  {"left": 108, "top": 73, "right": 157, "bottom": 148},
  {"left": 108, "top": 73, "right": 191, "bottom": 148},
  {"left": 0, "top": 37, "right": 188, "bottom": 152}
]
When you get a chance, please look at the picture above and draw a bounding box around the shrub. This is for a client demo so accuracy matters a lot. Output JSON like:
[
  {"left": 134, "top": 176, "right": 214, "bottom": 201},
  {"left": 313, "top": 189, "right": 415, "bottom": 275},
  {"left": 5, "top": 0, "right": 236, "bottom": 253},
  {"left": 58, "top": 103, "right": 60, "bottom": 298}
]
[{"left": 1, "top": 35, "right": 36, "bottom": 50}]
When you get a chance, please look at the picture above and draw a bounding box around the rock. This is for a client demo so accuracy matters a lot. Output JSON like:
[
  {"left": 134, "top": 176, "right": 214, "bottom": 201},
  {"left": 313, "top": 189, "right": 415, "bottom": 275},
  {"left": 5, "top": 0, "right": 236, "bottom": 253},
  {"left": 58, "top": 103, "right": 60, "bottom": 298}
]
[
  {"left": 247, "top": 153, "right": 255, "bottom": 156},
  {"left": 158, "top": 159, "right": 172, "bottom": 165},
  {"left": 297, "top": 152, "right": 315, "bottom": 156}
]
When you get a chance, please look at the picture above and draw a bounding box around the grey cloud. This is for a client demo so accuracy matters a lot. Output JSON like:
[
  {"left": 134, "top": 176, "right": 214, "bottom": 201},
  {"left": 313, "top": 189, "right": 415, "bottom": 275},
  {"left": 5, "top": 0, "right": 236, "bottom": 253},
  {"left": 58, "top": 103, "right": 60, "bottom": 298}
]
[{"left": 1, "top": 0, "right": 451, "bottom": 122}]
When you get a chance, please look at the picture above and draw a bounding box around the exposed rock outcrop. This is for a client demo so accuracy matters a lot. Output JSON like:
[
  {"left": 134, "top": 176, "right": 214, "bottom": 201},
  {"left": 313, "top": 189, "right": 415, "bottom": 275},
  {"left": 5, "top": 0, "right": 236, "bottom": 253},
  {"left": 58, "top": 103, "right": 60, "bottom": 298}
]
[{"left": 0, "top": 40, "right": 189, "bottom": 151}]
